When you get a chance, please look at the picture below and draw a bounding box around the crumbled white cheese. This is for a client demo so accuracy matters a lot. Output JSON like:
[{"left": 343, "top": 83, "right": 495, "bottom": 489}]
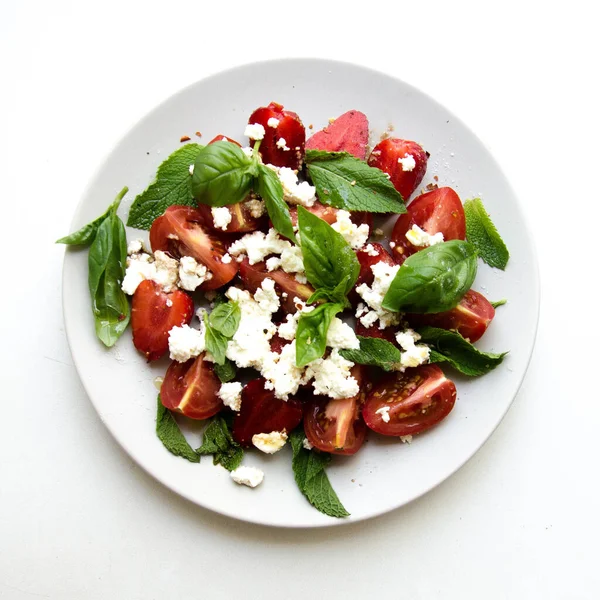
[
  {"left": 400, "top": 435, "right": 413, "bottom": 444},
  {"left": 363, "top": 243, "right": 379, "bottom": 257},
  {"left": 302, "top": 438, "right": 314, "bottom": 450},
  {"left": 375, "top": 406, "right": 391, "bottom": 423},
  {"left": 218, "top": 381, "right": 243, "bottom": 412},
  {"left": 252, "top": 431, "right": 288, "bottom": 454},
  {"left": 228, "top": 228, "right": 291, "bottom": 265},
  {"left": 355, "top": 303, "right": 367, "bottom": 318},
  {"left": 230, "top": 466, "right": 264, "bottom": 488},
  {"left": 396, "top": 328, "right": 431, "bottom": 368},
  {"left": 295, "top": 273, "right": 308, "bottom": 284},
  {"left": 389, "top": 241, "right": 396, "bottom": 248},
  {"left": 122, "top": 250, "right": 180, "bottom": 295},
  {"left": 326, "top": 317, "right": 360, "bottom": 350},
  {"left": 267, "top": 117, "right": 280, "bottom": 128},
  {"left": 168, "top": 324, "right": 205, "bottom": 363},
  {"left": 262, "top": 342, "right": 309, "bottom": 399},
  {"left": 276, "top": 137, "right": 290, "bottom": 151},
  {"left": 127, "top": 238, "right": 144, "bottom": 255},
  {"left": 305, "top": 349, "right": 359, "bottom": 400},
  {"left": 178, "top": 256, "right": 211, "bottom": 291},
  {"left": 356, "top": 261, "right": 401, "bottom": 329},
  {"left": 153, "top": 251, "right": 180, "bottom": 292},
  {"left": 405, "top": 224, "right": 444, "bottom": 247},
  {"left": 266, "top": 256, "right": 282, "bottom": 271},
  {"left": 331, "top": 210, "right": 370, "bottom": 250},
  {"left": 279, "top": 244, "right": 305, "bottom": 275},
  {"left": 397, "top": 153, "right": 416, "bottom": 172},
  {"left": 222, "top": 253, "right": 232, "bottom": 264},
  {"left": 244, "top": 198, "right": 266, "bottom": 219},
  {"left": 273, "top": 166, "right": 317, "bottom": 207},
  {"left": 244, "top": 123, "right": 265, "bottom": 140},
  {"left": 211, "top": 206, "right": 232, "bottom": 231},
  {"left": 253, "top": 278, "right": 280, "bottom": 314}
]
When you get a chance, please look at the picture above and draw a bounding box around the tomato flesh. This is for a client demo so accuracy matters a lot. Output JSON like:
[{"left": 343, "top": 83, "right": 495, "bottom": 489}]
[
  {"left": 161, "top": 354, "right": 223, "bottom": 420},
  {"left": 363, "top": 365, "right": 456, "bottom": 436}
]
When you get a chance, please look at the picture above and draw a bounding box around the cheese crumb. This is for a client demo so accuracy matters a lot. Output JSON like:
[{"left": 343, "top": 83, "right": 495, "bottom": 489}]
[
  {"left": 376, "top": 406, "right": 391, "bottom": 423},
  {"left": 326, "top": 317, "right": 360, "bottom": 350},
  {"left": 400, "top": 435, "right": 413, "bottom": 444},
  {"left": 211, "top": 206, "right": 232, "bottom": 231},
  {"left": 168, "top": 324, "right": 205, "bottom": 363},
  {"left": 303, "top": 438, "right": 314, "bottom": 450},
  {"left": 244, "top": 123, "right": 265, "bottom": 140},
  {"left": 331, "top": 210, "right": 370, "bottom": 250},
  {"left": 252, "top": 431, "right": 288, "bottom": 454},
  {"left": 405, "top": 224, "right": 444, "bottom": 247},
  {"left": 228, "top": 228, "right": 291, "bottom": 265},
  {"left": 178, "top": 256, "right": 211, "bottom": 291},
  {"left": 272, "top": 166, "right": 317, "bottom": 207},
  {"left": 267, "top": 117, "right": 280, "bottom": 128},
  {"left": 364, "top": 244, "right": 379, "bottom": 257},
  {"left": 127, "top": 239, "right": 144, "bottom": 255},
  {"left": 398, "top": 153, "right": 416, "bottom": 172},
  {"left": 230, "top": 466, "right": 264, "bottom": 488},
  {"left": 356, "top": 261, "right": 401, "bottom": 329},
  {"left": 218, "top": 381, "right": 243, "bottom": 412},
  {"left": 396, "top": 329, "right": 431, "bottom": 368},
  {"left": 305, "top": 349, "right": 359, "bottom": 400},
  {"left": 276, "top": 137, "right": 290, "bottom": 151},
  {"left": 222, "top": 253, "right": 232, "bottom": 264},
  {"left": 244, "top": 198, "right": 266, "bottom": 219}
]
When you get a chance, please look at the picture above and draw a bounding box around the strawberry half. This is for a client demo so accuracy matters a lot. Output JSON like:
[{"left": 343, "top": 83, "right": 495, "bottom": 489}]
[
  {"left": 131, "top": 280, "right": 194, "bottom": 361},
  {"left": 306, "top": 110, "right": 369, "bottom": 159}
]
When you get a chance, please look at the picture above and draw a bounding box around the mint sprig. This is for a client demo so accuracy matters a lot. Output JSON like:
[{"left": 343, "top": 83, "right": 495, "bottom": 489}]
[
  {"left": 156, "top": 395, "right": 200, "bottom": 463},
  {"left": 340, "top": 336, "right": 401, "bottom": 371},
  {"left": 196, "top": 416, "right": 243, "bottom": 471}
]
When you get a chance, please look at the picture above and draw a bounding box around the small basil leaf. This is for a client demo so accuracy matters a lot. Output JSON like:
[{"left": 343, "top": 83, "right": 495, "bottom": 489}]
[
  {"left": 464, "top": 198, "right": 510, "bottom": 270},
  {"left": 203, "top": 316, "right": 229, "bottom": 366},
  {"left": 214, "top": 359, "right": 237, "bottom": 383},
  {"left": 192, "top": 141, "right": 255, "bottom": 207},
  {"left": 255, "top": 164, "right": 295, "bottom": 242},
  {"left": 382, "top": 240, "right": 478, "bottom": 314},
  {"left": 208, "top": 301, "right": 241, "bottom": 338},
  {"left": 340, "top": 336, "right": 402, "bottom": 372},
  {"left": 156, "top": 395, "right": 200, "bottom": 463},
  {"left": 418, "top": 326, "right": 507, "bottom": 376},
  {"left": 295, "top": 302, "right": 343, "bottom": 367},
  {"left": 196, "top": 416, "right": 243, "bottom": 471}
]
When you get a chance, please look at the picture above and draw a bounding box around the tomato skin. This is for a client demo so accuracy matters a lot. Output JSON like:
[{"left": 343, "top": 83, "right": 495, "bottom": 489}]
[
  {"left": 248, "top": 102, "right": 305, "bottom": 170},
  {"left": 368, "top": 138, "right": 428, "bottom": 201},
  {"left": 363, "top": 365, "right": 456, "bottom": 437},
  {"left": 289, "top": 201, "right": 339, "bottom": 226},
  {"left": 355, "top": 320, "right": 398, "bottom": 344},
  {"left": 303, "top": 366, "right": 368, "bottom": 455},
  {"left": 406, "top": 290, "right": 495, "bottom": 343},
  {"left": 149, "top": 205, "right": 238, "bottom": 289},
  {"left": 195, "top": 202, "right": 266, "bottom": 234},
  {"left": 131, "top": 280, "right": 194, "bottom": 361},
  {"left": 390, "top": 187, "right": 466, "bottom": 263},
  {"left": 232, "top": 378, "right": 304, "bottom": 446},
  {"left": 161, "top": 354, "right": 223, "bottom": 420}
]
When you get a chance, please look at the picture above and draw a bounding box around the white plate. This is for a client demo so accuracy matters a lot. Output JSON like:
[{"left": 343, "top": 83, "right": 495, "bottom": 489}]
[{"left": 62, "top": 58, "right": 539, "bottom": 528}]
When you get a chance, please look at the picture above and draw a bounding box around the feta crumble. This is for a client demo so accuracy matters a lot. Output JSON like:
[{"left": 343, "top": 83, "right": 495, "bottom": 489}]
[
  {"left": 400, "top": 435, "right": 413, "bottom": 444},
  {"left": 326, "top": 317, "right": 360, "bottom": 350},
  {"left": 168, "top": 324, "right": 205, "bottom": 363},
  {"left": 244, "top": 198, "right": 266, "bottom": 219},
  {"left": 302, "top": 438, "right": 314, "bottom": 450},
  {"left": 364, "top": 244, "right": 379, "bottom": 257},
  {"left": 356, "top": 261, "right": 401, "bottom": 329},
  {"left": 121, "top": 250, "right": 180, "bottom": 295},
  {"left": 267, "top": 117, "right": 280, "bottom": 128},
  {"left": 218, "top": 381, "right": 243, "bottom": 412},
  {"left": 262, "top": 342, "right": 310, "bottom": 399},
  {"left": 252, "top": 431, "right": 288, "bottom": 454},
  {"left": 273, "top": 166, "right": 317, "bottom": 207},
  {"left": 127, "top": 238, "right": 144, "bottom": 255},
  {"left": 405, "top": 224, "right": 444, "bottom": 247},
  {"left": 331, "top": 210, "right": 370, "bottom": 250},
  {"left": 244, "top": 123, "right": 265, "bottom": 140},
  {"left": 396, "top": 329, "right": 431, "bottom": 368},
  {"left": 211, "top": 206, "right": 232, "bottom": 231},
  {"left": 305, "top": 349, "right": 359, "bottom": 400},
  {"left": 222, "top": 253, "right": 232, "bottom": 264},
  {"left": 397, "top": 153, "right": 416, "bottom": 172},
  {"left": 228, "top": 228, "right": 291, "bottom": 265},
  {"left": 178, "top": 256, "right": 211, "bottom": 291},
  {"left": 276, "top": 137, "right": 290, "bottom": 151},
  {"left": 375, "top": 406, "right": 391, "bottom": 423},
  {"left": 230, "top": 466, "right": 264, "bottom": 488}
]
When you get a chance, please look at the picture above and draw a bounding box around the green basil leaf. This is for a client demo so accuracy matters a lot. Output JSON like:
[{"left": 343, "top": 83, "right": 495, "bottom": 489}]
[
  {"left": 464, "top": 198, "right": 510, "bottom": 270},
  {"left": 305, "top": 149, "right": 406, "bottom": 213},
  {"left": 156, "top": 395, "right": 200, "bottom": 463},
  {"left": 208, "top": 301, "right": 241, "bottom": 338},
  {"left": 297, "top": 206, "right": 359, "bottom": 297},
  {"left": 340, "top": 336, "right": 402, "bottom": 372},
  {"left": 196, "top": 416, "right": 243, "bottom": 471},
  {"left": 192, "top": 141, "right": 255, "bottom": 207},
  {"left": 203, "top": 316, "right": 229, "bottom": 366},
  {"left": 289, "top": 428, "right": 349, "bottom": 518},
  {"left": 57, "top": 186, "right": 128, "bottom": 245},
  {"left": 305, "top": 276, "right": 352, "bottom": 307},
  {"left": 255, "top": 164, "right": 295, "bottom": 242},
  {"left": 214, "top": 359, "right": 237, "bottom": 383},
  {"left": 127, "top": 144, "right": 204, "bottom": 230},
  {"left": 87, "top": 210, "right": 130, "bottom": 347},
  {"left": 490, "top": 299, "right": 507, "bottom": 309},
  {"left": 295, "top": 303, "right": 344, "bottom": 367},
  {"left": 382, "top": 240, "right": 478, "bottom": 314},
  {"left": 418, "top": 326, "right": 507, "bottom": 376}
]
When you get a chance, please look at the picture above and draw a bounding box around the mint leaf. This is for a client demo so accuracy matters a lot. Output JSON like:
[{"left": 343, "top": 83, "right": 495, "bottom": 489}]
[
  {"left": 464, "top": 198, "right": 509, "bottom": 270},
  {"left": 418, "top": 326, "right": 507, "bottom": 376},
  {"left": 290, "top": 429, "right": 349, "bottom": 518},
  {"left": 196, "top": 416, "right": 243, "bottom": 471},
  {"left": 57, "top": 186, "right": 129, "bottom": 246},
  {"left": 208, "top": 301, "right": 241, "bottom": 338},
  {"left": 214, "top": 359, "right": 237, "bottom": 383},
  {"left": 491, "top": 299, "right": 507, "bottom": 309},
  {"left": 340, "top": 336, "right": 401, "bottom": 371},
  {"left": 297, "top": 206, "right": 359, "bottom": 299},
  {"left": 255, "top": 164, "right": 295, "bottom": 242},
  {"left": 127, "top": 144, "right": 204, "bottom": 229},
  {"left": 305, "top": 150, "right": 406, "bottom": 213},
  {"left": 156, "top": 396, "right": 200, "bottom": 462},
  {"left": 296, "top": 302, "right": 344, "bottom": 367},
  {"left": 192, "top": 141, "right": 255, "bottom": 207},
  {"left": 383, "top": 240, "right": 478, "bottom": 314}
]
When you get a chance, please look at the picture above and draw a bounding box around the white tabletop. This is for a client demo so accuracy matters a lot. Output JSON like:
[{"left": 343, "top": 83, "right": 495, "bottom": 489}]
[{"left": 1, "top": 1, "right": 598, "bottom": 598}]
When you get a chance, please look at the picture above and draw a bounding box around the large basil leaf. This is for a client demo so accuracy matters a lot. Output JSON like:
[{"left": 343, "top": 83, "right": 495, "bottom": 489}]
[
  {"left": 382, "top": 240, "right": 478, "bottom": 314},
  {"left": 192, "top": 141, "right": 255, "bottom": 207},
  {"left": 295, "top": 302, "right": 344, "bottom": 367},
  {"left": 254, "top": 163, "right": 295, "bottom": 242}
]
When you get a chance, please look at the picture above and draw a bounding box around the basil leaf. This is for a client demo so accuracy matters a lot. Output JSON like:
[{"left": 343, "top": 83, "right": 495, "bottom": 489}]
[
  {"left": 418, "top": 326, "right": 507, "bottom": 376},
  {"left": 196, "top": 416, "right": 243, "bottom": 471},
  {"left": 295, "top": 303, "right": 343, "bottom": 367},
  {"left": 305, "top": 149, "right": 406, "bottom": 213},
  {"left": 289, "top": 428, "right": 349, "bottom": 518},
  {"left": 127, "top": 144, "right": 203, "bottom": 230},
  {"left": 208, "top": 301, "right": 241, "bottom": 338},
  {"left": 297, "top": 206, "right": 359, "bottom": 298},
  {"left": 491, "top": 299, "right": 507, "bottom": 309},
  {"left": 57, "top": 186, "right": 128, "bottom": 246},
  {"left": 192, "top": 141, "right": 255, "bottom": 207},
  {"left": 464, "top": 198, "right": 510, "bottom": 270},
  {"left": 214, "top": 359, "right": 237, "bottom": 383},
  {"left": 340, "top": 336, "right": 401, "bottom": 372},
  {"left": 382, "top": 240, "right": 478, "bottom": 314},
  {"left": 203, "top": 316, "right": 229, "bottom": 366},
  {"left": 87, "top": 210, "right": 130, "bottom": 347},
  {"left": 156, "top": 395, "right": 200, "bottom": 463},
  {"left": 255, "top": 164, "right": 295, "bottom": 242}
]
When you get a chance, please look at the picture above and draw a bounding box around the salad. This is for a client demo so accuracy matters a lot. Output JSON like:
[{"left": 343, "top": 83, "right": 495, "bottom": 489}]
[{"left": 59, "top": 102, "right": 509, "bottom": 518}]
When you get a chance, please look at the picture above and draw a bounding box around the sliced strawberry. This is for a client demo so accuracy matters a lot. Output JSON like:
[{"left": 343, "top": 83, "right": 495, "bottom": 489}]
[
  {"left": 131, "top": 280, "right": 194, "bottom": 361},
  {"left": 368, "top": 138, "right": 428, "bottom": 202},
  {"left": 232, "top": 378, "right": 303, "bottom": 446},
  {"left": 207, "top": 134, "right": 241, "bottom": 146},
  {"left": 306, "top": 110, "right": 369, "bottom": 160},
  {"left": 248, "top": 102, "right": 305, "bottom": 170}
]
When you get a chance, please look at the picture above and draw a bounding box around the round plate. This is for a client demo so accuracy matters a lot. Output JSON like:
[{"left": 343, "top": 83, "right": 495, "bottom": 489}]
[{"left": 63, "top": 58, "right": 539, "bottom": 527}]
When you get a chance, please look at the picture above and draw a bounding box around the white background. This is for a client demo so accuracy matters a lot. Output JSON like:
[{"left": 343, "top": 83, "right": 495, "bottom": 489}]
[{"left": 1, "top": 1, "right": 598, "bottom": 598}]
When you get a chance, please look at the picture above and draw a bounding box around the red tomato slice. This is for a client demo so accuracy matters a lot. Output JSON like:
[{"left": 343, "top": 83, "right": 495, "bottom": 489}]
[
  {"left": 407, "top": 290, "right": 495, "bottom": 343},
  {"left": 232, "top": 378, "right": 304, "bottom": 446},
  {"left": 354, "top": 320, "right": 398, "bottom": 344},
  {"left": 368, "top": 138, "right": 428, "bottom": 201},
  {"left": 248, "top": 102, "right": 305, "bottom": 170},
  {"left": 390, "top": 187, "right": 466, "bottom": 263},
  {"left": 161, "top": 354, "right": 223, "bottom": 420},
  {"left": 131, "top": 280, "right": 194, "bottom": 361},
  {"left": 363, "top": 365, "right": 456, "bottom": 436},
  {"left": 149, "top": 205, "right": 238, "bottom": 289},
  {"left": 303, "top": 366, "right": 368, "bottom": 455}
]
